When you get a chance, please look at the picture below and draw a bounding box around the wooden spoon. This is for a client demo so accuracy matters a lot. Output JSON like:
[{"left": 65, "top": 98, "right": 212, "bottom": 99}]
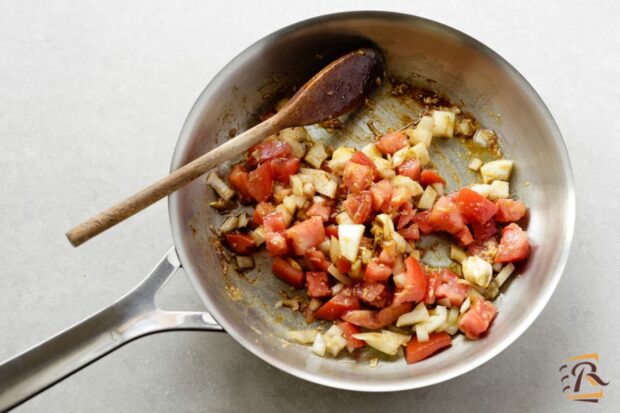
[{"left": 66, "top": 48, "right": 385, "bottom": 246}]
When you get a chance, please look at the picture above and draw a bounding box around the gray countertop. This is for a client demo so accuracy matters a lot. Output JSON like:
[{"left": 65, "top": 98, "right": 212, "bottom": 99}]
[{"left": 1, "top": 1, "right": 618, "bottom": 411}]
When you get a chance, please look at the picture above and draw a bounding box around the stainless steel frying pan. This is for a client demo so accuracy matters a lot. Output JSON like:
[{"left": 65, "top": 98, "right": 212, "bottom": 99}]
[{"left": 0, "top": 11, "right": 575, "bottom": 410}]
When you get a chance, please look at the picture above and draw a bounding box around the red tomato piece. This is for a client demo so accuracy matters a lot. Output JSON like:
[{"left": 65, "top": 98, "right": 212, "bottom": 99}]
[
  {"left": 405, "top": 332, "right": 452, "bottom": 364},
  {"left": 454, "top": 226, "right": 474, "bottom": 246},
  {"left": 246, "top": 140, "right": 291, "bottom": 167},
  {"left": 305, "top": 248, "right": 331, "bottom": 272},
  {"left": 325, "top": 225, "right": 339, "bottom": 239},
  {"left": 247, "top": 162, "right": 273, "bottom": 202},
  {"left": 306, "top": 201, "right": 332, "bottom": 222},
  {"left": 470, "top": 218, "right": 498, "bottom": 241},
  {"left": 396, "top": 159, "right": 421, "bottom": 181},
  {"left": 419, "top": 169, "right": 446, "bottom": 186},
  {"left": 351, "top": 151, "right": 379, "bottom": 180},
  {"left": 270, "top": 157, "right": 300, "bottom": 184},
  {"left": 343, "top": 161, "right": 374, "bottom": 193},
  {"left": 423, "top": 271, "right": 443, "bottom": 304},
  {"left": 343, "top": 191, "right": 372, "bottom": 224},
  {"left": 343, "top": 302, "right": 413, "bottom": 329},
  {"left": 398, "top": 224, "right": 420, "bottom": 241},
  {"left": 376, "top": 131, "right": 408, "bottom": 154},
  {"left": 413, "top": 210, "right": 435, "bottom": 234},
  {"left": 314, "top": 288, "right": 360, "bottom": 321},
  {"left": 286, "top": 216, "right": 326, "bottom": 256},
  {"left": 435, "top": 269, "right": 469, "bottom": 307},
  {"left": 356, "top": 282, "right": 391, "bottom": 308},
  {"left": 335, "top": 257, "right": 352, "bottom": 274},
  {"left": 467, "top": 238, "right": 499, "bottom": 262},
  {"left": 393, "top": 257, "right": 427, "bottom": 305},
  {"left": 337, "top": 321, "right": 365, "bottom": 349},
  {"left": 397, "top": 202, "right": 417, "bottom": 229},
  {"left": 364, "top": 258, "right": 392, "bottom": 283},
  {"left": 378, "top": 248, "right": 395, "bottom": 266},
  {"left": 228, "top": 164, "right": 253, "bottom": 202},
  {"left": 495, "top": 223, "right": 531, "bottom": 263},
  {"left": 429, "top": 196, "right": 466, "bottom": 234},
  {"left": 458, "top": 300, "right": 497, "bottom": 340},
  {"left": 495, "top": 199, "right": 527, "bottom": 223},
  {"left": 263, "top": 211, "right": 286, "bottom": 233},
  {"left": 252, "top": 202, "right": 275, "bottom": 226},
  {"left": 305, "top": 271, "right": 331, "bottom": 298},
  {"left": 370, "top": 179, "right": 393, "bottom": 211},
  {"left": 452, "top": 188, "right": 498, "bottom": 225},
  {"left": 224, "top": 232, "right": 256, "bottom": 255},
  {"left": 265, "top": 232, "right": 289, "bottom": 256},
  {"left": 271, "top": 257, "right": 304, "bottom": 288}
]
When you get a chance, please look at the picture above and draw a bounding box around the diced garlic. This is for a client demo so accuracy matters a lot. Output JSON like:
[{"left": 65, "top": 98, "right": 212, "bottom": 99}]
[
  {"left": 409, "top": 142, "right": 431, "bottom": 166},
  {"left": 361, "top": 143, "right": 382, "bottom": 160},
  {"left": 285, "top": 329, "right": 318, "bottom": 344},
  {"left": 327, "top": 147, "right": 355, "bottom": 172},
  {"left": 462, "top": 255, "right": 493, "bottom": 288},
  {"left": 431, "top": 110, "right": 456, "bottom": 138},
  {"left": 338, "top": 224, "right": 365, "bottom": 261},
  {"left": 470, "top": 184, "right": 493, "bottom": 198},
  {"left": 311, "top": 333, "right": 327, "bottom": 356},
  {"left": 418, "top": 185, "right": 438, "bottom": 210},
  {"left": 352, "top": 330, "right": 411, "bottom": 356},
  {"left": 480, "top": 160, "right": 514, "bottom": 183},
  {"left": 304, "top": 141, "right": 328, "bottom": 169},
  {"left": 450, "top": 244, "right": 467, "bottom": 263},
  {"left": 489, "top": 180, "right": 509, "bottom": 200},
  {"left": 473, "top": 128, "right": 496, "bottom": 148},
  {"left": 468, "top": 158, "right": 483, "bottom": 171},
  {"left": 495, "top": 263, "right": 515, "bottom": 287},
  {"left": 396, "top": 302, "right": 430, "bottom": 327}
]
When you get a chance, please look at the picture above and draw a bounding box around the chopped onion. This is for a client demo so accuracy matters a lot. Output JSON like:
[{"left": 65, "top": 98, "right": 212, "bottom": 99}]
[
  {"left": 409, "top": 142, "right": 430, "bottom": 166},
  {"left": 328, "top": 264, "right": 352, "bottom": 285},
  {"left": 331, "top": 282, "right": 344, "bottom": 295},
  {"left": 304, "top": 141, "right": 328, "bottom": 169},
  {"left": 250, "top": 226, "right": 265, "bottom": 246},
  {"left": 235, "top": 255, "right": 254, "bottom": 269},
  {"left": 391, "top": 231, "right": 408, "bottom": 254},
  {"left": 462, "top": 255, "right": 493, "bottom": 288},
  {"left": 418, "top": 185, "right": 438, "bottom": 210},
  {"left": 329, "top": 236, "right": 341, "bottom": 263},
  {"left": 338, "top": 224, "right": 365, "bottom": 261},
  {"left": 492, "top": 262, "right": 504, "bottom": 273},
  {"left": 336, "top": 211, "right": 354, "bottom": 225},
  {"left": 418, "top": 306, "right": 448, "bottom": 333},
  {"left": 431, "top": 182, "right": 445, "bottom": 196},
  {"left": 495, "top": 263, "right": 515, "bottom": 287},
  {"left": 236, "top": 212, "right": 249, "bottom": 229},
  {"left": 308, "top": 298, "right": 322, "bottom": 311},
  {"left": 352, "top": 330, "right": 411, "bottom": 355},
  {"left": 415, "top": 325, "right": 430, "bottom": 342},
  {"left": 473, "top": 128, "right": 496, "bottom": 148},
  {"left": 470, "top": 183, "right": 493, "bottom": 198},
  {"left": 299, "top": 168, "right": 337, "bottom": 198},
  {"left": 489, "top": 180, "right": 509, "bottom": 200},
  {"left": 311, "top": 333, "right": 327, "bottom": 356},
  {"left": 361, "top": 143, "right": 382, "bottom": 160},
  {"left": 219, "top": 215, "right": 238, "bottom": 233},
  {"left": 468, "top": 158, "right": 483, "bottom": 171},
  {"left": 391, "top": 146, "right": 411, "bottom": 167},
  {"left": 480, "top": 160, "right": 514, "bottom": 183},
  {"left": 286, "top": 329, "right": 318, "bottom": 344},
  {"left": 431, "top": 110, "right": 456, "bottom": 138},
  {"left": 324, "top": 325, "right": 348, "bottom": 357},
  {"left": 360, "top": 247, "right": 373, "bottom": 264},
  {"left": 373, "top": 157, "right": 395, "bottom": 179},
  {"left": 350, "top": 259, "right": 363, "bottom": 279},
  {"left": 290, "top": 175, "right": 304, "bottom": 196},
  {"left": 279, "top": 127, "right": 308, "bottom": 158},
  {"left": 460, "top": 297, "right": 471, "bottom": 313},
  {"left": 450, "top": 244, "right": 467, "bottom": 263},
  {"left": 396, "top": 302, "right": 430, "bottom": 327},
  {"left": 456, "top": 118, "right": 475, "bottom": 137},
  {"left": 318, "top": 239, "right": 330, "bottom": 255},
  {"left": 410, "top": 250, "right": 421, "bottom": 261},
  {"left": 327, "top": 147, "right": 355, "bottom": 172},
  {"left": 405, "top": 115, "right": 434, "bottom": 148},
  {"left": 275, "top": 204, "right": 293, "bottom": 227},
  {"left": 207, "top": 172, "right": 235, "bottom": 201}
]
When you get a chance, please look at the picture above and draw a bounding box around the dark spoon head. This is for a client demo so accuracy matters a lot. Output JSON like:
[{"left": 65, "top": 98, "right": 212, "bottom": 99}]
[{"left": 275, "top": 48, "right": 385, "bottom": 128}]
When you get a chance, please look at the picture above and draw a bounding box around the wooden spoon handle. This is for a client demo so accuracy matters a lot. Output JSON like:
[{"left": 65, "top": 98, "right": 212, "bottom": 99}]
[{"left": 66, "top": 118, "right": 279, "bottom": 247}]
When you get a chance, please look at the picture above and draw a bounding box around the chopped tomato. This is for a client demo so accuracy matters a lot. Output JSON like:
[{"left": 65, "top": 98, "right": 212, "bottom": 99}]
[
  {"left": 343, "top": 302, "right": 413, "bottom": 329},
  {"left": 335, "top": 257, "right": 352, "bottom": 274},
  {"left": 305, "top": 248, "right": 330, "bottom": 272},
  {"left": 364, "top": 258, "right": 392, "bottom": 283},
  {"left": 435, "top": 269, "right": 469, "bottom": 307},
  {"left": 270, "top": 157, "right": 300, "bottom": 184},
  {"left": 343, "top": 161, "right": 373, "bottom": 193},
  {"left": 378, "top": 247, "right": 395, "bottom": 266},
  {"left": 305, "top": 271, "right": 331, "bottom": 298},
  {"left": 423, "top": 271, "right": 443, "bottom": 304},
  {"left": 470, "top": 218, "right": 498, "bottom": 241},
  {"left": 228, "top": 164, "right": 253, "bottom": 202},
  {"left": 419, "top": 169, "right": 446, "bottom": 186},
  {"left": 413, "top": 210, "right": 435, "bottom": 234},
  {"left": 393, "top": 257, "right": 427, "bottom": 305},
  {"left": 325, "top": 225, "right": 339, "bottom": 239},
  {"left": 351, "top": 151, "right": 379, "bottom": 180},
  {"left": 398, "top": 224, "right": 420, "bottom": 241},
  {"left": 397, "top": 202, "right": 417, "bottom": 229},
  {"left": 495, "top": 199, "right": 527, "bottom": 223},
  {"left": 263, "top": 211, "right": 286, "bottom": 233},
  {"left": 306, "top": 201, "right": 332, "bottom": 222},
  {"left": 452, "top": 188, "right": 498, "bottom": 225},
  {"left": 265, "top": 232, "right": 289, "bottom": 256},
  {"left": 271, "top": 257, "right": 305, "bottom": 288},
  {"left": 396, "top": 159, "right": 421, "bottom": 181},
  {"left": 454, "top": 226, "right": 474, "bottom": 246},
  {"left": 286, "top": 216, "right": 325, "bottom": 255},
  {"left": 370, "top": 179, "right": 393, "bottom": 211},
  {"left": 429, "top": 196, "right": 466, "bottom": 234},
  {"left": 246, "top": 140, "right": 290, "bottom": 167},
  {"left": 314, "top": 288, "right": 360, "bottom": 321},
  {"left": 376, "top": 131, "right": 408, "bottom": 154},
  {"left": 247, "top": 162, "right": 273, "bottom": 202},
  {"left": 405, "top": 332, "right": 452, "bottom": 364},
  {"left": 337, "top": 321, "right": 365, "bottom": 349},
  {"left": 495, "top": 223, "right": 530, "bottom": 263},
  {"left": 458, "top": 300, "right": 497, "bottom": 340},
  {"left": 252, "top": 202, "right": 275, "bottom": 226},
  {"left": 356, "top": 282, "right": 391, "bottom": 308},
  {"left": 343, "top": 191, "right": 372, "bottom": 224},
  {"left": 467, "top": 238, "right": 499, "bottom": 262},
  {"left": 224, "top": 232, "right": 256, "bottom": 255}
]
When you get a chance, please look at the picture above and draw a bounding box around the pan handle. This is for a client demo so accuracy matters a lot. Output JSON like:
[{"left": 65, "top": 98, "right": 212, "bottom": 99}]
[{"left": 0, "top": 247, "right": 223, "bottom": 411}]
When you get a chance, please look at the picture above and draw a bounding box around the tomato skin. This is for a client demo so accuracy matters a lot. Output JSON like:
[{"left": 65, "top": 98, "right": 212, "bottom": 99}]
[
  {"left": 364, "top": 258, "right": 392, "bottom": 283},
  {"left": 314, "top": 288, "right": 360, "bottom": 321},
  {"left": 370, "top": 179, "right": 393, "bottom": 211},
  {"left": 419, "top": 169, "right": 446, "bottom": 186},
  {"left": 343, "top": 191, "right": 372, "bottom": 224},
  {"left": 356, "top": 282, "right": 391, "bottom": 308},
  {"left": 495, "top": 199, "right": 527, "bottom": 223},
  {"left": 393, "top": 257, "right": 427, "bottom": 305},
  {"left": 286, "top": 216, "right": 326, "bottom": 256},
  {"left": 470, "top": 218, "right": 498, "bottom": 241},
  {"left": 305, "top": 248, "right": 331, "bottom": 272},
  {"left": 413, "top": 210, "right": 435, "bottom": 234},
  {"left": 271, "top": 257, "right": 305, "bottom": 288},
  {"left": 396, "top": 159, "right": 421, "bottom": 181},
  {"left": 270, "top": 157, "right": 300, "bottom": 184},
  {"left": 343, "top": 161, "right": 374, "bottom": 193},
  {"left": 228, "top": 164, "right": 253, "bottom": 202},
  {"left": 453, "top": 188, "right": 498, "bottom": 225},
  {"left": 306, "top": 271, "right": 331, "bottom": 298},
  {"left": 306, "top": 201, "right": 332, "bottom": 222},
  {"left": 405, "top": 332, "right": 452, "bottom": 364},
  {"left": 224, "top": 232, "right": 256, "bottom": 255},
  {"left": 458, "top": 300, "right": 497, "bottom": 340},
  {"left": 247, "top": 162, "right": 273, "bottom": 202},
  {"left": 337, "top": 321, "right": 365, "bottom": 349},
  {"left": 495, "top": 223, "right": 530, "bottom": 263},
  {"left": 376, "top": 131, "right": 408, "bottom": 154},
  {"left": 246, "top": 140, "right": 290, "bottom": 167},
  {"left": 252, "top": 202, "right": 275, "bottom": 226},
  {"left": 429, "top": 196, "right": 466, "bottom": 234},
  {"left": 343, "top": 302, "right": 413, "bottom": 329},
  {"left": 351, "top": 151, "right": 379, "bottom": 180},
  {"left": 398, "top": 224, "right": 420, "bottom": 241}
]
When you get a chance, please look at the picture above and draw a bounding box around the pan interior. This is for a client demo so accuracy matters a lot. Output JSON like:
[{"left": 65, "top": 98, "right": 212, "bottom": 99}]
[{"left": 169, "top": 12, "right": 574, "bottom": 391}]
